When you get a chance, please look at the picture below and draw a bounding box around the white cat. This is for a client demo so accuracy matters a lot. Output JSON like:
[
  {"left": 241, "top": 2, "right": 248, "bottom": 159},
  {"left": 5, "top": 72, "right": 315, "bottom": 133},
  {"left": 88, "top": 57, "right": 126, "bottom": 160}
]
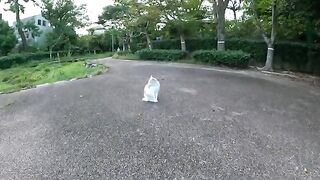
[{"left": 142, "top": 76, "right": 160, "bottom": 103}]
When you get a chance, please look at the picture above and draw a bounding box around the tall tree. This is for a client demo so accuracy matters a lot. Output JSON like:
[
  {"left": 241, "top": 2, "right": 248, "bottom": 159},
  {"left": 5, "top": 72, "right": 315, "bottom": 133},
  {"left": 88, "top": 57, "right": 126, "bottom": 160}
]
[
  {"left": 98, "top": 3, "right": 130, "bottom": 51},
  {"left": 130, "top": 1, "right": 161, "bottom": 50},
  {"left": 250, "top": 0, "right": 278, "bottom": 71},
  {"left": 41, "top": 0, "right": 88, "bottom": 57},
  {"left": 155, "top": 0, "right": 205, "bottom": 51},
  {"left": 281, "top": 0, "right": 320, "bottom": 43},
  {"left": 0, "top": 19, "right": 17, "bottom": 55},
  {"left": 1, "top": 0, "right": 36, "bottom": 50},
  {"left": 210, "top": 0, "right": 230, "bottom": 51}
]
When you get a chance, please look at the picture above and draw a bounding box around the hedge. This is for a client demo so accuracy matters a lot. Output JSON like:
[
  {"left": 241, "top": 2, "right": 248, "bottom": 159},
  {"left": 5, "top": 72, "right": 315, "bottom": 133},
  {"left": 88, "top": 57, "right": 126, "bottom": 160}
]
[
  {"left": 0, "top": 52, "right": 51, "bottom": 69},
  {"left": 193, "top": 50, "right": 251, "bottom": 68},
  {"left": 148, "top": 38, "right": 320, "bottom": 75},
  {"left": 136, "top": 49, "right": 186, "bottom": 61},
  {"left": 0, "top": 50, "right": 111, "bottom": 69}
]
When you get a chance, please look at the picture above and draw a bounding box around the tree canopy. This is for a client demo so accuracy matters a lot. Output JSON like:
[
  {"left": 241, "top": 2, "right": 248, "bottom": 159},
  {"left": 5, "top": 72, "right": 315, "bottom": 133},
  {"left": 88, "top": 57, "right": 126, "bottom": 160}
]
[
  {"left": 41, "top": 0, "right": 88, "bottom": 52},
  {"left": 0, "top": 20, "right": 17, "bottom": 55}
]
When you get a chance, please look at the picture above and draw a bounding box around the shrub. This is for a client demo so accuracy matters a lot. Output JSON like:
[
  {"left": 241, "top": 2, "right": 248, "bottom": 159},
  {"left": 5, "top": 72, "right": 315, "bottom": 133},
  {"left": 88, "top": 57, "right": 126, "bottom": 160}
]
[
  {"left": 129, "top": 43, "right": 146, "bottom": 53},
  {"left": 136, "top": 49, "right": 186, "bottom": 61},
  {"left": 141, "top": 38, "right": 320, "bottom": 75},
  {"left": 0, "top": 52, "right": 50, "bottom": 69},
  {"left": 116, "top": 51, "right": 131, "bottom": 56},
  {"left": 193, "top": 50, "right": 251, "bottom": 68}
]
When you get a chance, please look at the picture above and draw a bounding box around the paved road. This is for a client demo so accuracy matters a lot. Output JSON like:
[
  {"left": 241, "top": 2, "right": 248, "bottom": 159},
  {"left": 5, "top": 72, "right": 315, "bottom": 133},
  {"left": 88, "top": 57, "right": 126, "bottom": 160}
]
[{"left": 1, "top": 58, "right": 320, "bottom": 179}]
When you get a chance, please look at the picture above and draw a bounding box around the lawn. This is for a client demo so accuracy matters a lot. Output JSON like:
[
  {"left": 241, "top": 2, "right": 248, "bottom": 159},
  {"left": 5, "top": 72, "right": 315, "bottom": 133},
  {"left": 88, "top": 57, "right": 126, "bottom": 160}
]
[{"left": 0, "top": 60, "right": 106, "bottom": 93}]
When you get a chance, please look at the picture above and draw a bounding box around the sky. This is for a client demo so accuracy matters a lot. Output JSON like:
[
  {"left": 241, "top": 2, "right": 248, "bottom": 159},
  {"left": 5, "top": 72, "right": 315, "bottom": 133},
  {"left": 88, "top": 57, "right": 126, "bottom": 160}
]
[
  {"left": 0, "top": 0, "right": 238, "bottom": 35},
  {"left": 0, "top": 0, "right": 114, "bottom": 34}
]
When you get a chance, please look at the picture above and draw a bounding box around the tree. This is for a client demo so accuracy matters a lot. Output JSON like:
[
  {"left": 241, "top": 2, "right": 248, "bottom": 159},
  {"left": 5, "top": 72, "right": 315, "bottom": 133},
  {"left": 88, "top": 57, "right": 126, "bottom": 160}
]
[
  {"left": 210, "top": 0, "right": 230, "bottom": 51},
  {"left": 98, "top": 3, "right": 130, "bottom": 51},
  {"left": 23, "top": 19, "right": 42, "bottom": 39},
  {"left": 249, "top": 0, "right": 278, "bottom": 71},
  {"left": 0, "top": 20, "right": 17, "bottom": 55},
  {"left": 156, "top": 0, "right": 205, "bottom": 51},
  {"left": 227, "top": 0, "right": 242, "bottom": 20},
  {"left": 280, "top": 0, "right": 320, "bottom": 43},
  {"left": 1, "top": 0, "right": 36, "bottom": 50},
  {"left": 99, "top": 0, "right": 159, "bottom": 51},
  {"left": 129, "top": 1, "right": 161, "bottom": 50},
  {"left": 41, "top": 0, "right": 88, "bottom": 57}
]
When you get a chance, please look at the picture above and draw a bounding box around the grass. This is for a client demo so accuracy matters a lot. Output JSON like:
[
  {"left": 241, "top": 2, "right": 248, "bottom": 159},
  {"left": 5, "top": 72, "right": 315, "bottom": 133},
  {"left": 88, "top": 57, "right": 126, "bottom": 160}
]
[{"left": 0, "top": 60, "right": 106, "bottom": 93}]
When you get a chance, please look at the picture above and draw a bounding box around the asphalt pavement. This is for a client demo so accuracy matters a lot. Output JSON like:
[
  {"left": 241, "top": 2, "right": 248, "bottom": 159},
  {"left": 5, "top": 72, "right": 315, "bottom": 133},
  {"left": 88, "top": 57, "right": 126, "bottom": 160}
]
[{"left": 0, "top": 58, "right": 320, "bottom": 179}]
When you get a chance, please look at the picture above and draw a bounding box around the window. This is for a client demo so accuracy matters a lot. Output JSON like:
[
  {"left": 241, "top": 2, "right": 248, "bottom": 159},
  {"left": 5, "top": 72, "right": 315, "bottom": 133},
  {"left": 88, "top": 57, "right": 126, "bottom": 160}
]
[
  {"left": 42, "top": 20, "right": 47, "bottom": 27},
  {"left": 38, "top": 19, "right": 41, "bottom": 25}
]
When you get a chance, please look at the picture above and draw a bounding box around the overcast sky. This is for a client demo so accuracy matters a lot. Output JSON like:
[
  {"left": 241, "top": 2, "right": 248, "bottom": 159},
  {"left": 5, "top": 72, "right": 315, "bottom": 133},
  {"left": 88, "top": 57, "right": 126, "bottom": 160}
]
[
  {"left": 0, "top": 0, "right": 114, "bottom": 25},
  {"left": 0, "top": 0, "right": 237, "bottom": 35}
]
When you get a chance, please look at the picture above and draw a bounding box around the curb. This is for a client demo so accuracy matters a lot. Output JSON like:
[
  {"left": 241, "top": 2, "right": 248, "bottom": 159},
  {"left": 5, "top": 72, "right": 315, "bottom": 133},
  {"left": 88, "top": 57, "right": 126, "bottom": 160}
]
[{"left": 261, "top": 70, "right": 320, "bottom": 86}]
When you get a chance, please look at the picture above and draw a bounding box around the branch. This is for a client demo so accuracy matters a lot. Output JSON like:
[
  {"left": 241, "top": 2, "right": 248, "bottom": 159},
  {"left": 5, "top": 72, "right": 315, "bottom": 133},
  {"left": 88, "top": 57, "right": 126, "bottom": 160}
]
[
  {"left": 250, "top": 0, "right": 270, "bottom": 44},
  {"left": 270, "top": 0, "right": 277, "bottom": 44},
  {"left": 211, "top": 0, "right": 218, "bottom": 21},
  {"left": 223, "top": 0, "right": 230, "bottom": 9}
]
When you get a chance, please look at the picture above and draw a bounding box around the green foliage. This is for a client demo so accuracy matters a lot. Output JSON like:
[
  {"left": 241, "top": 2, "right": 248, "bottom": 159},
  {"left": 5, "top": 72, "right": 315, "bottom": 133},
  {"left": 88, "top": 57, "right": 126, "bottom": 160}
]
[
  {"left": 139, "top": 38, "right": 320, "bottom": 74},
  {"left": 98, "top": 3, "right": 129, "bottom": 27},
  {"left": 225, "top": 19, "right": 260, "bottom": 39},
  {"left": 0, "top": 20, "right": 17, "bottom": 56},
  {"left": 0, "top": 60, "right": 106, "bottom": 93},
  {"left": 23, "top": 19, "right": 42, "bottom": 38},
  {"left": 0, "top": 52, "right": 51, "bottom": 69},
  {"left": 192, "top": 50, "right": 251, "bottom": 68},
  {"left": 1, "top": 0, "right": 37, "bottom": 50},
  {"left": 279, "top": 0, "right": 320, "bottom": 42},
  {"left": 136, "top": 49, "right": 187, "bottom": 61},
  {"left": 112, "top": 53, "right": 139, "bottom": 60},
  {"left": 42, "top": 0, "right": 88, "bottom": 51},
  {"left": 129, "top": 42, "right": 146, "bottom": 53}
]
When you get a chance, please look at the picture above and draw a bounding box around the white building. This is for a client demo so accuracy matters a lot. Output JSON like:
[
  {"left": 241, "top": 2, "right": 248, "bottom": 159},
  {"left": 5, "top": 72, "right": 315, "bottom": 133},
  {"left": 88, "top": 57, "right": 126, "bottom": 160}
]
[
  {"left": 87, "top": 24, "right": 106, "bottom": 35},
  {"left": 13, "top": 14, "right": 53, "bottom": 48}
]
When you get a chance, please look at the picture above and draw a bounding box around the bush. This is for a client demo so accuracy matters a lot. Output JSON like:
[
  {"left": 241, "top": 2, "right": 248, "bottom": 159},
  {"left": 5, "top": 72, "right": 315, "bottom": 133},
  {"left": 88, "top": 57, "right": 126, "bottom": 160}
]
[
  {"left": 130, "top": 43, "right": 146, "bottom": 53},
  {"left": 0, "top": 52, "right": 50, "bottom": 69},
  {"left": 136, "top": 49, "right": 186, "bottom": 61},
  {"left": 193, "top": 50, "right": 251, "bottom": 68},
  {"left": 143, "top": 38, "right": 320, "bottom": 75},
  {"left": 0, "top": 20, "right": 17, "bottom": 56},
  {"left": 116, "top": 51, "right": 131, "bottom": 56}
]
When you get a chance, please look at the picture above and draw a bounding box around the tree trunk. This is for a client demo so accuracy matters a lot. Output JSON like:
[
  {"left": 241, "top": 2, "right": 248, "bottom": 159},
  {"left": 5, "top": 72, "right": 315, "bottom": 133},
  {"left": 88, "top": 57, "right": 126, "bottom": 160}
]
[
  {"left": 57, "top": 52, "right": 60, "bottom": 62},
  {"left": 306, "top": 18, "right": 315, "bottom": 73},
  {"left": 216, "top": 0, "right": 228, "bottom": 51},
  {"left": 233, "top": 10, "right": 237, "bottom": 20},
  {"left": 49, "top": 48, "right": 52, "bottom": 59},
  {"left": 128, "top": 31, "right": 133, "bottom": 52},
  {"left": 263, "top": 44, "right": 274, "bottom": 71},
  {"left": 146, "top": 32, "right": 152, "bottom": 50},
  {"left": 180, "top": 34, "right": 186, "bottom": 51},
  {"left": 15, "top": 1, "right": 27, "bottom": 51},
  {"left": 217, "top": 7, "right": 226, "bottom": 51},
  {"left": 111, "top": 33, "right": 115, "bottom": 52},
  {"left": 123, "top": 42, "right": 126, "bottom": 51},
  {"left": 128, "top": 43, "right": 131, "bottom": 52},
  {"left": 261, "top": 0, "right": 277, "bottom": 71}
]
